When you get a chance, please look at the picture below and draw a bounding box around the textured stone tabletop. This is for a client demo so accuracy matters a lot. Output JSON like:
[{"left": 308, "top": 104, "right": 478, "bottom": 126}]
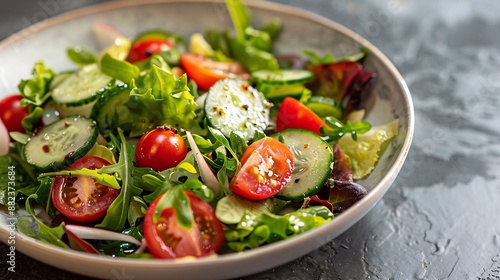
[{"left": 1, "top": 0, "right": 500, "bottom": 279}]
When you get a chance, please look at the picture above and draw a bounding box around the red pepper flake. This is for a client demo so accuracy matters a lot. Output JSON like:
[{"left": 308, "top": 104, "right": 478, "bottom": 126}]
[
  {"left": 304, "top": 143, "right": 310, "bottom": 149},
  {"left": 242, "top": 104, "right": 249, "bottom": 110},
  {"left": 42, "top": 145, "right": 50, "bottom": 153},
  {"left": 242, "top": 84, "right": 249, "bottom": 90},
  {"left": 64, "top": 121, "right": 71, "bottom": 128}
]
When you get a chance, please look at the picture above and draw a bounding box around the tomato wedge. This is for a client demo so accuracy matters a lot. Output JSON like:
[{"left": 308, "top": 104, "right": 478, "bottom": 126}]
[
  {"left": 275, "top": 97, "right": 327, "bottom": 135},
  {"left": 143, "top": 191, "right": 224, "bottom": 259},
  {"left": 126, "top": 38, "right": 174, "bottom": 63},
  {"left": 51, "top": 156, "right": 120, "bottom": 223},
  {"left": 230, "top": 137, "right": 294, "bottom": 200},
  {"left": 180, "top": 53, "right": 249, "bottom": 91}
]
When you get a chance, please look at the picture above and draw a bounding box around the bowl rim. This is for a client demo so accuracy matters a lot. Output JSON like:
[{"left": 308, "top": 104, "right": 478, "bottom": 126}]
[{"left": 0, "top": 0, "right": 414, "bottom": 274}]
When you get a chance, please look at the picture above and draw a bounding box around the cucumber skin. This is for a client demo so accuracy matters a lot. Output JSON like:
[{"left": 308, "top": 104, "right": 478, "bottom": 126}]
[
  {"left": 90, "top": 83, "right": 130, "bottom": 133},
  {"left": 24, "top": 116, "right": 98, "bottom": 172},
  {"left": 272, "top": 129, "right": 333, "bottom": 202}
]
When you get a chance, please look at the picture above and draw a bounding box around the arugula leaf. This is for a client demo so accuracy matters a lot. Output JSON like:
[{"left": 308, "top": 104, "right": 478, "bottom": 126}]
[
  {"left": 320, "top": 116, "right": 372, "bottom": 142},
  {"left": 16, "top": 194, "right": 69, "bottom": 248},
  {"left": 0, "top": 151, "right": 38, "bottom": 207},
  {"left": 96, "top": 129, "right": 142, "bottom": 231},
  {"left": 303, "top": 49, "right": 335, "bottom": 66},
  {"left": 154, "top": 187, "right": 193, "bottom": 230},
  {"left": 128, "top": 196, "right": 148, "bottom": 226},
  {"left": 39, "top": 168, "right": 121, "bottom": 190}
]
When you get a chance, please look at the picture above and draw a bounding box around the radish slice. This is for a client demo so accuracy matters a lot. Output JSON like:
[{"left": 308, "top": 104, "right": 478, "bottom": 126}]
[
  {"left": 65, "top": 225, "right": 100, "bottom": 254},
  {"left": 64, "top": 225, "right": 142, "bottom": 246},
  {"left": 0, "top": 119, "right": 10, "bottom": 156},
  {"left": 185, "top": 131, "right": 221, "bottom": 197},
  {"left": 92, "top": 22, "right": 125, "bottom": 49}
]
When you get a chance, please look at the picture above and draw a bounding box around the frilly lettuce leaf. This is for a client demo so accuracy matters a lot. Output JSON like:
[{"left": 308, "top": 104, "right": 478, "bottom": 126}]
[
  {"left": 99, "top": 54, "right": 198, "bottom": 136},
  {"left": 223, "top": 206, "right": 333, "bottom": 252},
  {"left": 338, "top": 119, "right": 399, "bottom": 179}
]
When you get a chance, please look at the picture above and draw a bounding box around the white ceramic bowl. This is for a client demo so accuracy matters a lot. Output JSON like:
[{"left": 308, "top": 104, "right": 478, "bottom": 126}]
[{"left": 0, "top": 0, "right": 414, "bottom": 279}]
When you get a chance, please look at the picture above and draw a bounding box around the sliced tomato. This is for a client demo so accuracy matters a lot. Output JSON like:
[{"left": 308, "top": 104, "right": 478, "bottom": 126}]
[
  {"left": 126, "top": 38, "right": 174, "bottom": 63},
  {"left": 143, "top": 191, "right": 224, "bottom": 259},
  {"left": 230, "top": 137, "right": 294, "bottom": 200},
  {"left": 51, "top": 156, "right": 120, "bottom": 223},
  {"left": 135, "top": 127, "right": 188, "bottom": 172},
  {"left": 275, "top": 97, "right": 328, "bottom": 135},
  {"left": 180, "top": 53, "right": 249, "bottom": 91},
  {"left": 0, "top": 94, "right": 29, "bottom": 133}
]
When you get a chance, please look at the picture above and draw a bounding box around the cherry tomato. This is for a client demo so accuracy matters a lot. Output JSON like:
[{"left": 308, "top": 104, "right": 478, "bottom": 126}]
[
  {"left": 230, "top": 137, "right": 294, "bottom": 200},
  {"left": 0, "top": 94, "right": 29, "bottom": 133},
  {"left": 51, "top": 156, "right": 120, "bottom": 223},
  {"left": 180, "top": 53, "right": 249, "bottom": 91},
  {"left": 135, "top": 127, "right": 188, "bottom": 172},
  {"left": 126, "top": 38, "right": 174, "bottom": 63},
  {"left": 143, "top": 191, "right": 224, "bottom": 259},
  {"left": 275, "top": 97, "right": 327, "bottom": 135}
]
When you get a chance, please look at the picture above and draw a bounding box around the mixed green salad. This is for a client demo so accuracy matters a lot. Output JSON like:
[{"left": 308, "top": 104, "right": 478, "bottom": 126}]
[{"left": 0, "top": 0, "right": 398, "bottom": 259}]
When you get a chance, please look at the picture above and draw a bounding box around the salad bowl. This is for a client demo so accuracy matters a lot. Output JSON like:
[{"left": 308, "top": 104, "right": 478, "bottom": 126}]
[{"left": 0, "top": 0, "right": 414, "bottom": 279}]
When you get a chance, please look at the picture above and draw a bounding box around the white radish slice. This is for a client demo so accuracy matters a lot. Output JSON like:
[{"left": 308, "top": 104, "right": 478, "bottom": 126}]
[
  {"left": 92, "top": 22, "right": 125, "bottom": 49},
  {"left": 185, "top": 131, "right": 221, "bottom": 197},
  {"left": 0, "top": 119, "right": 10, "bottom": 156},
  {"left": 64, "top": 225, "right": 142, "bottom": 246}
]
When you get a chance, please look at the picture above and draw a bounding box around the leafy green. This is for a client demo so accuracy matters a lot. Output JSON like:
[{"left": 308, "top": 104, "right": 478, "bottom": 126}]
[
  {"left": 154, "top": 186, "right": 193, "bottom": 229},
  {"left": 303, "top": 49, "right": 335, "bottom": 66},
  {"left": 0, "top": 150, "right": 38, "bottom": 207},
  {"left": 16, "top": 61, "right": 55, "bottom": 132},
  {"left": 223, "top": 206, "right": 333, "bottom": 252},
  {"left": 215, "top": 194, "right": 287, "bottom": 224},
  {"left": 99, "top": 53, "right": 140, "bottom": 84},
  {"left": 304, "top": 47, "right": 369, "bottom": 66},
  {"left": 320, "top": 116, "right": 372, "bottom": 142},
  {"left": 338, "top": 119, "right": 399, "bottom": 179},
  {"left": 39, "top": 168, "right": 121, "bottom": 190},
  {"left": 16, "top": 194, "right": 69, "bottom": 248},
  {"left": 128, "top": 196, "right": 148, "bottom": 226},
  {"left": 17, "top": 61, "right": 54, "bottom": 107},
  {"left": 222, "top": 0, "right": 280, "bottom": 72},
  {"left": 96, "top": 129, "right": 142, "bottom": 231},
  {"left": 67, "top": 46, "right": 97, "bottom": 66},
  {"left": 98, "top": 55, "right": 198, "bottom": 136},
  {"left": 225, "top": 0, "right": 250, "bottom": 40}
]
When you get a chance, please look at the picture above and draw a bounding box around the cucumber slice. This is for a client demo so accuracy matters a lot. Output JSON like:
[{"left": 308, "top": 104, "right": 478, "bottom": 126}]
[
  {"left": 251, "top": 69, "right": 313, "bottom": 85},
  {"left": 51, "top": 63, "right": 113, "bottom": 107},
  {"left": 272, "top": 129, "right": 333, "bottom": 202},
  {"left": 306, "top": 96, "right": 344, "bottom": 119},
  {"left": 24, "top": 115, "right": 98, "bottom": 172},
  {"left": 204, "top": 78, "right": 271, "bottom": 140},
  {"left": 90, "top": 83, "right": 131, "bottom": 133}
]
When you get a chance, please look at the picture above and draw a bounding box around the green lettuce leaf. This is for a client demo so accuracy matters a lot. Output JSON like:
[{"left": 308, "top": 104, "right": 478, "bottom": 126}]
[{"left": 223, "top": 206, "right": 333, "bottom": 252}]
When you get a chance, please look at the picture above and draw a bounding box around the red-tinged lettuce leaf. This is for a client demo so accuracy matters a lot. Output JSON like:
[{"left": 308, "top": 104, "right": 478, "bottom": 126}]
[
  {"left": 306, "top": 61, "right": 362, "bottom": 103},
  {"left": 343, "top": 69, "right": 376, "bottom": 118},
  {"left": 328, "top": 179, "right": 367, "bottom": 215},
  {"left": 311, "top": 144, "right": 367, "bottom": 215}
]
